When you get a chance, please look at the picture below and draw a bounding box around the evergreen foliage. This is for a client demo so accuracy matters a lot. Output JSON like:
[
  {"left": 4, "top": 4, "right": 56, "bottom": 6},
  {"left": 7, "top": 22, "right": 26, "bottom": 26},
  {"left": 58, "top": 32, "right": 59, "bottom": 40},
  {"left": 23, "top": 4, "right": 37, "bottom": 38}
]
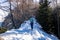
[
  {"left": 36, "top": 0, "right": 55, "bottom": 34},
  {"left": 0, "top": 27, "right": 7, "bottom": 34}
]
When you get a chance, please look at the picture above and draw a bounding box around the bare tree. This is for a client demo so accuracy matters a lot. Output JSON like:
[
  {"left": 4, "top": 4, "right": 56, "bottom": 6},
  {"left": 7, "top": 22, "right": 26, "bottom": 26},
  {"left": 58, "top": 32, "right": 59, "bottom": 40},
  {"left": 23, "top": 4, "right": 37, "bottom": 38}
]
[{"left": 0, "top": 0, "right": 39, "bottom": 29}]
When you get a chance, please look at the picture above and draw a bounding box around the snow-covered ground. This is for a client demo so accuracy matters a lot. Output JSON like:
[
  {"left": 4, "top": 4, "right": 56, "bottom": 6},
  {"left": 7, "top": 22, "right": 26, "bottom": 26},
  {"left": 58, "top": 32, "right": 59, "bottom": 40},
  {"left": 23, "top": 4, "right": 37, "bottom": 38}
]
[
  {"left": 0, "top": 9, "right": 9, "bottom": 26},
  {"left": 0, "top": 17, "right": 59, "bottom": 40}
]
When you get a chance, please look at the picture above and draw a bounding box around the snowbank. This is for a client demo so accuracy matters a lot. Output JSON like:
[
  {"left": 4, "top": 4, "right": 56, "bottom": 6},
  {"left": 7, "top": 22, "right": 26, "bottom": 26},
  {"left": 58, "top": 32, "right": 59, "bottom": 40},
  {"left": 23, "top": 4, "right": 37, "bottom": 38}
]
[{"left": 0, "top": 17, "right": 59, "bottom": 40}]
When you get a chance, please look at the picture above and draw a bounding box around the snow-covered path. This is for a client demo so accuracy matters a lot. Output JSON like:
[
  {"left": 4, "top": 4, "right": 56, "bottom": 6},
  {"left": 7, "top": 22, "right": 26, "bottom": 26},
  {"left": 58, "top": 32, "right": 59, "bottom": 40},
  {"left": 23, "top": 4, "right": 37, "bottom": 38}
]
[{"left": 0, "top": 17, "right": 59, "bottom": 40}]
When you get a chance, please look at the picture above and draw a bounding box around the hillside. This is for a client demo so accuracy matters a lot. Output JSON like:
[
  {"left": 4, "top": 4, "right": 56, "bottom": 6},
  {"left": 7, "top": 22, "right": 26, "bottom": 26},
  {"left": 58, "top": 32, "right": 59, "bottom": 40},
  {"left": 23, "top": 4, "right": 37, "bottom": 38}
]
[{"left": 0, "top": 17, "right": 58, "bottom": 40}]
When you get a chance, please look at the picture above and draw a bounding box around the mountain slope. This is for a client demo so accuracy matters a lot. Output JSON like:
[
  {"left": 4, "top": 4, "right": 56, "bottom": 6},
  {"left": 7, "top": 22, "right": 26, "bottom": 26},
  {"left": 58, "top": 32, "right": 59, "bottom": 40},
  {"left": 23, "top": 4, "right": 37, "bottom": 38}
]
[{"left": 0, "top": 17, "right": 59, "bottom": 40}]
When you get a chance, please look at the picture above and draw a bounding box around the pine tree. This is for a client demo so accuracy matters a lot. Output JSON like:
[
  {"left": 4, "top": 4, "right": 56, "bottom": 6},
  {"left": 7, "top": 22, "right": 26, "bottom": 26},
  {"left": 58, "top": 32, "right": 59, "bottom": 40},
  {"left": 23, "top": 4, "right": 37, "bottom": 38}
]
[{"left": 36, "top": 0, "right": 53, "bottom": 33}]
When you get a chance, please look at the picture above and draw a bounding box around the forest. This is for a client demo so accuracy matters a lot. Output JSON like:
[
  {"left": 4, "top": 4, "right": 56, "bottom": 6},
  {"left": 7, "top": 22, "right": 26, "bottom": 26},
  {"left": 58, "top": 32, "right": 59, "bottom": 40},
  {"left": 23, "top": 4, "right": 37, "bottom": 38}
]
[{"left": 0, "top": 0, "right": 60, "bottom": 39}]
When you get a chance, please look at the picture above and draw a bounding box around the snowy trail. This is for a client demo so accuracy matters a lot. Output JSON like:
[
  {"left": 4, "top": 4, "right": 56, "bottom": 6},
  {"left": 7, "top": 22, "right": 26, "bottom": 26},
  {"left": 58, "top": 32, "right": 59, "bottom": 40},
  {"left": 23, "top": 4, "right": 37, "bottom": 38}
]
[{"left": 0, "top": 17, "right": 59, "bottom": 40}]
